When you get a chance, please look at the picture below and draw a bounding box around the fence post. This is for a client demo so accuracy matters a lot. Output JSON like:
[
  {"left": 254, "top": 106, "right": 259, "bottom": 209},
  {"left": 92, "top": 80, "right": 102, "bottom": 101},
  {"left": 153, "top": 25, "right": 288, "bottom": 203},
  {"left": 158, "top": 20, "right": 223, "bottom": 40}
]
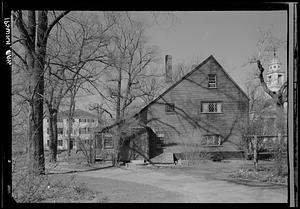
[{"left": 253, "top": 135, "right": 258, "bottom": 171}]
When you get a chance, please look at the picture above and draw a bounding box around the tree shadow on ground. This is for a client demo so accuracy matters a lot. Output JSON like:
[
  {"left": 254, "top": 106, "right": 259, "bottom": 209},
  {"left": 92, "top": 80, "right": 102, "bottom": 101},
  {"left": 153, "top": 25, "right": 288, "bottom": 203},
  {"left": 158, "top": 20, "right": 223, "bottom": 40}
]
[{"left": 46, "top": 164, "right": 114, "bottom": 175}]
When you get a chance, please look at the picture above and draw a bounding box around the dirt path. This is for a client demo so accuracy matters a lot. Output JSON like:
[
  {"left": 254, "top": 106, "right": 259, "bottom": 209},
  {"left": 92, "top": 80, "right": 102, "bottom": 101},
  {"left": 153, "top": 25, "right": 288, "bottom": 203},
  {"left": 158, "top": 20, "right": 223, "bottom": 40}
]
[{"left": 77, "top": 164, "right": 287, "bottom": 203}]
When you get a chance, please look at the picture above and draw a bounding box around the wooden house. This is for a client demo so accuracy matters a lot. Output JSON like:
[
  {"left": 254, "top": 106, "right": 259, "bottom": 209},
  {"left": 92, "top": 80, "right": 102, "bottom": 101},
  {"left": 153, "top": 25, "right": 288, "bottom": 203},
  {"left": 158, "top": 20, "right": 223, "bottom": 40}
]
[{"left": 95, "top": 55, "right": 250, "bottom": 163}]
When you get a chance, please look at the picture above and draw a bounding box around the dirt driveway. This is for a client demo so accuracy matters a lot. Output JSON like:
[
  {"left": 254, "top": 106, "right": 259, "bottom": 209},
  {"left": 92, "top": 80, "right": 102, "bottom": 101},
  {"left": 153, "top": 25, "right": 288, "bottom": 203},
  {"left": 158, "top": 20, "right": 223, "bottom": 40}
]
[{"left": 77, "top": 162, "right": 288, "bottom": 203}]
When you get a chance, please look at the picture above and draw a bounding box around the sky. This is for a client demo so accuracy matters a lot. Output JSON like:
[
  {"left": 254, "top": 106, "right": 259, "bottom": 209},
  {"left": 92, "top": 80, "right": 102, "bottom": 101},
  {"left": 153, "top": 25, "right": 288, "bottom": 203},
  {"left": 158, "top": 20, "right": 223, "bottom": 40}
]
[
  {"left": 136, "top": 11, "right": 287, "bottom": 89},
  {"left": 77, "top": 11, "right": 287, "bottom": 111}
]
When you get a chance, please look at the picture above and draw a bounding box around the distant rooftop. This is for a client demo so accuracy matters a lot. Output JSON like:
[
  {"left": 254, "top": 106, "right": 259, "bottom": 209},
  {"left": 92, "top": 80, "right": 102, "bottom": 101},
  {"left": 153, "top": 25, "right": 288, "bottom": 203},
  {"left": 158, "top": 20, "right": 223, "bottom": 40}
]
[{"left": 58, "top": 109, "right": 98, "bottom": 119}]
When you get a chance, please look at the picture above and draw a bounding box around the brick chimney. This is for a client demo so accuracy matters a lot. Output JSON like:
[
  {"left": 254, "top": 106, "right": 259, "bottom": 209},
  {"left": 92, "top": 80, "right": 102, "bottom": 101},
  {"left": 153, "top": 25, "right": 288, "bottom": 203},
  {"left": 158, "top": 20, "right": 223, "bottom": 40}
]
[{"left": 165, "top": 55, "right": 172, "bottom": 83}]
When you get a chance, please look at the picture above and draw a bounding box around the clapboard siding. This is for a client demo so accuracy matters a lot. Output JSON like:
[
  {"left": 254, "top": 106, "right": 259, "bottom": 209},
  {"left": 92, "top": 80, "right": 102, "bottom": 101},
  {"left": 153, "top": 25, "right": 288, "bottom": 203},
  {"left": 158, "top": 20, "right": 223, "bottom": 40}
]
[{"left": 141, "top": 56, "right": 249, "bottom": 154}]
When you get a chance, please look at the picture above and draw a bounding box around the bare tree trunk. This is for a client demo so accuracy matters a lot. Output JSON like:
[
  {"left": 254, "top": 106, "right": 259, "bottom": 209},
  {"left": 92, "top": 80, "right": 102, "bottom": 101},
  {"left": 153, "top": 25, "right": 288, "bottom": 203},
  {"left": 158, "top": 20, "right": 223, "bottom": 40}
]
[
  {"left": 14, "top": 10, "right": 70, "bottom": 175},
  {"left": 48, "top": 108, "right": 58, "bottom": 163},
  {"left": 67, "top": 95, "right": 75, "bottom": 156},
  {"left": 27, "top": 11, "right": 47, "bottom": 175},
  {"left": 113, "top": 66, "right": 122, "bottom": 166},
  {"left": 253, "top": 135, "right": 258, "bottom": 172},
  {"left": 274, "top": 104, "right": 285, "bottom": 176},
  {"left": 27, "top": 102, "right": 45, "bottom": 175}
]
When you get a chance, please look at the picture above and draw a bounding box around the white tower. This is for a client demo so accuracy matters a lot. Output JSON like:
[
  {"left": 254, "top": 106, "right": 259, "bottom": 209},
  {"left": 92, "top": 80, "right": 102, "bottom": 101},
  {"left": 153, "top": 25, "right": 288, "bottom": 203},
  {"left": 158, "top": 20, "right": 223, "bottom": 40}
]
[{"left": 265, "top": 50, "right": 285, "bottom": 92}]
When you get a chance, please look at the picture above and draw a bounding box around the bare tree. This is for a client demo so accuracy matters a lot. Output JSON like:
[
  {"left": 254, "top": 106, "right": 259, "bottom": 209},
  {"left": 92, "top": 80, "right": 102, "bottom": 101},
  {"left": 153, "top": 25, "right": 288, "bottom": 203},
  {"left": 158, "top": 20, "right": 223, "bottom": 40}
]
[
  {"left": 247, "top": 26, "right": 287, "bottom": 174},
  {"left": 12, "top": 11, "right": 70, "bottom": 175},
  {"left": 43, "top": 13, "right": 116, "bottom": 161},
  {"left": 99, "top": 13, "right": 161, "bottom": 166},
  {"left": 249, "top": 26, "right": 287, "bottom": 113}
]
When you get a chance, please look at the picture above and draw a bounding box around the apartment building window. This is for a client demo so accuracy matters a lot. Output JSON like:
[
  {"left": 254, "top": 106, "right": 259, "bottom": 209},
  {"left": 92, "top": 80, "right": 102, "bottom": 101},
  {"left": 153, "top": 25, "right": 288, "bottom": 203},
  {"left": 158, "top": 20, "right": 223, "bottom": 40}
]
[
  {"left": 87, "top": 119, "right": 95, "bottom": 123},
  {"left": 58, "top": 128, "right": 63, "bottom": 135},
  {"left": 58, "top": 140, "right": 63, "bottom": 146},
  {"left": 67, "top": 118, "right": 75, "bottom": 122},
  {"left": 165, "top": 103, "right": 175, "bottom": 114},
  {"left": 201, "top": 102, "right": 222, "bottom": 113},
  {"left": 79, "top": 118, "right": 87, "bottom": 123},
  {"left": 79, "top": 127, "right": 91, "bottom": 134},
  {"left": 79, "top": 128, "right": 84, "bottom": 134},
  {"left": 208, "top": 74, "right": 217, "bottom": 88},
  {"left": 201, "top": 135, "right": 222, "bottom": 146},
  {"left": 104, "top": 136, "right": 113, "bottom": 149}
]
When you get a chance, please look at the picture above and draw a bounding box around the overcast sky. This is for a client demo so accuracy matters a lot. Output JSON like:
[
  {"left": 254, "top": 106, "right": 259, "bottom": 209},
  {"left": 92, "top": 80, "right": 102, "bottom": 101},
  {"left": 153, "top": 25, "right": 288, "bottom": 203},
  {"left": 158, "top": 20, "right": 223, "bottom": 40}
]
[
  {"left": 78, "top": 10, "right": 287, "bottom": 111},
  {"left": 141, "top": 11, "right": 287, "bottom": 89}
]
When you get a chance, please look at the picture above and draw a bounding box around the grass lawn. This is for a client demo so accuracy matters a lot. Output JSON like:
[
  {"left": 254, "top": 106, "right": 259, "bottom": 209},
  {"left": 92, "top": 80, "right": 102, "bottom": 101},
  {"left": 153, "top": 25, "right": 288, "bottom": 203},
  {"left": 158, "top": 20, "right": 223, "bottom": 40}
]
[{"left": 140, "top": 159, "right": 288, "bottom": 186}]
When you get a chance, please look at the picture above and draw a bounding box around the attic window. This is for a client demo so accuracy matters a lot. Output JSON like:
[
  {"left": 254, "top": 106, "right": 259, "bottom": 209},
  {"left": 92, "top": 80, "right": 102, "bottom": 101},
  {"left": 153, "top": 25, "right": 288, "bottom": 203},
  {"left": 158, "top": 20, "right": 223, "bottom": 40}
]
[
  {"left": 208, "top": 74, "right": 217, "bottom": 88},
  {"left": 165, "top": 103, "right": 175, "bottom": 114}
]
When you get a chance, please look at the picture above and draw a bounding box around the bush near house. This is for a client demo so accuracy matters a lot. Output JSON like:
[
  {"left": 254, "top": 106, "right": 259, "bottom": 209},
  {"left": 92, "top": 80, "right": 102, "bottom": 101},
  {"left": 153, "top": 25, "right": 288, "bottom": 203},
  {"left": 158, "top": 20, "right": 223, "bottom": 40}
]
[
  {"left": 229, "top": 165, "right": 288, "bottom": 185},
  {"left": 173, "top": 151, "right": 245, "bottom": 165}
]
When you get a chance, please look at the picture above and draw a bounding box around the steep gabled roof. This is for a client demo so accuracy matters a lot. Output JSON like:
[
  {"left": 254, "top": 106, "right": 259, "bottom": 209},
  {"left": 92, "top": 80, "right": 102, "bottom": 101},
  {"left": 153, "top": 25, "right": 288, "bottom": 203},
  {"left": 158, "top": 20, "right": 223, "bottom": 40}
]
[{"left": 139, "top": 55, "right": 249, "bottom": 113}]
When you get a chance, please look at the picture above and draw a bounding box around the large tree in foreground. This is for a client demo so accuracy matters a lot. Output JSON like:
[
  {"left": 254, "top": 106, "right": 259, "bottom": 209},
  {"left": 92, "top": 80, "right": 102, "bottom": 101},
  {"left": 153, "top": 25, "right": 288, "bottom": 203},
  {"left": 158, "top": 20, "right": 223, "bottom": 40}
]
[{"left": 12, "top": 11, "right": 70, "bottom": 175}]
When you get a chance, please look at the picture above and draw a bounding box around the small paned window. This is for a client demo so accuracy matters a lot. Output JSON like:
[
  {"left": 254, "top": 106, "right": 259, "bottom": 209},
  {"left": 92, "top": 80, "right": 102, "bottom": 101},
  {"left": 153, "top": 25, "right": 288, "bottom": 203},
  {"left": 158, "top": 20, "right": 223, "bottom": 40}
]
[
  {"left": 156, "top": 132, "right": 165, "bottom": 148},
  {"left": 165, "top": 103, "right": 175, "bottom": 114},
  {"left": 201, "top": 135, "right": 222, "bottom": 145},
  {"left": 208, "top": 74, "right": 217, "bottom": 88},
  {"left": 79, "top": 128, "right": 87, "bottom": 134},
  {"left": 104, "top": 137, "right": 113, "bottom": 149},
  {"left": 58, "top": 128, "right": 63, "bottom": 134},
  {"left": 58, "top": 140, "right": 63, "bottom": 146},
  {"left": 201, "top": 102, "right": 222, "bottom": 113}
]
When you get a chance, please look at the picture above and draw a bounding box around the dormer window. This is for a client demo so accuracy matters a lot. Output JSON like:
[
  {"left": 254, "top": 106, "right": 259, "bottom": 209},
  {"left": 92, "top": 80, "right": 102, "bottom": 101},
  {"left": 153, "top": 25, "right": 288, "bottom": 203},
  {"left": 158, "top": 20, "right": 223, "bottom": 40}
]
[{"left": 208, "top": 74, "right": 217, "bottom": 88}]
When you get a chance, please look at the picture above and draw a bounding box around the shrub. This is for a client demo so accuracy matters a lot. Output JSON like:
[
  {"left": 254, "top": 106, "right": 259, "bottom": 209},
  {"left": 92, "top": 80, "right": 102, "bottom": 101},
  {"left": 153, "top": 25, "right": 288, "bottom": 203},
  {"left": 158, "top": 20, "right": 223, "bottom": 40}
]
[{"left": 12, "top": 169, "right": 96, "bottom": 203}]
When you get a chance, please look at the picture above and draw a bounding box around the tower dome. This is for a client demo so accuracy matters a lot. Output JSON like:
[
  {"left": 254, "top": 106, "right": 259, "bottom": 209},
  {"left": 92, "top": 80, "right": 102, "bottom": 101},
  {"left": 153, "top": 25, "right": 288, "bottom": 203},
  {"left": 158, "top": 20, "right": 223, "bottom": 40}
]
[
  {"left": 265, "top": 51, "right": 285, "bottom": 92},
  {"left": 267, "top": 56, "right": 282, "bottom": 73}
]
